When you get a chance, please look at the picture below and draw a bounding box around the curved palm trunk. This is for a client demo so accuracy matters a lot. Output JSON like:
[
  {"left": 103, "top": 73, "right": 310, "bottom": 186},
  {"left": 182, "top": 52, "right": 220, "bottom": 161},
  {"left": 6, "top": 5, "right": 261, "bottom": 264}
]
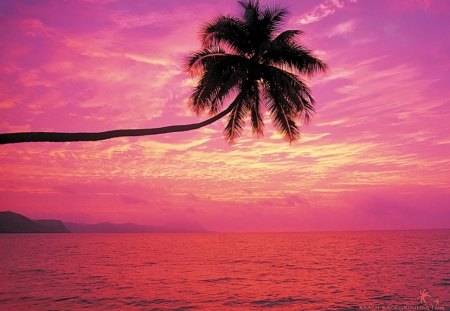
[{"left": 0, "top": 103, "right": 237, "bottom": 145}]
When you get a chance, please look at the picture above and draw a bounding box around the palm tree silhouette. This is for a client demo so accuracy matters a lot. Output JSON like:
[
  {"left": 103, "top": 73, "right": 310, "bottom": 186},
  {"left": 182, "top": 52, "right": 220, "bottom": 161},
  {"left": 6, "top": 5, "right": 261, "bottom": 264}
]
[{"left": 0, "top": 0, "right": 326, "bottom": 145}]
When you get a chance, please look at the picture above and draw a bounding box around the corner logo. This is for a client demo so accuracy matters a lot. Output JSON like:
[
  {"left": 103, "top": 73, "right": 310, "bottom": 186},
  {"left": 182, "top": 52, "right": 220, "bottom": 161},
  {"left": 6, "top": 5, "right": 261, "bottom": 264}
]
[
  {"left": 418, "top": 288, "right": 431, "bottom": 304},
  {"left": 359, "top": 288, "right": 445, "bottom": 310},
  {"left": 418, "top": 288, "right": 442, "bottom": 310}
]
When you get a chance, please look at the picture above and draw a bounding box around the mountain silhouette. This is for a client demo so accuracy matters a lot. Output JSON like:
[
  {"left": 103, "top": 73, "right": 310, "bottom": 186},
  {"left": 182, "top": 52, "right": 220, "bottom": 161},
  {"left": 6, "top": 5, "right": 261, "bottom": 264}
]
[
  {"left": 0, "top": 211, "right": 70, "bottom": 233},
  {"left": 64, "top": 221, "right": 206, "bottom": 233},
  {"left": 0, "top": 211, "right": 205, "bottom": 233}
]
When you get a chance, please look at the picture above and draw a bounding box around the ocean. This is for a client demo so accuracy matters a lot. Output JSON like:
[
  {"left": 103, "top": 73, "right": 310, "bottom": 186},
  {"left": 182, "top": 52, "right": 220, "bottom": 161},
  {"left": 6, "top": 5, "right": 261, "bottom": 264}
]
[{"left": 0, "top": 230, "right": 449, "bottom": 310}]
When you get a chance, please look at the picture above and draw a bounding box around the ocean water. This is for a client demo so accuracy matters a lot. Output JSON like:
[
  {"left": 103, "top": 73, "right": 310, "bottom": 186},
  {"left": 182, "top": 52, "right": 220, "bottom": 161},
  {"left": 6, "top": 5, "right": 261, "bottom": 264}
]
[{"left": 0, "top": 230, "right": 449, "bottom": 310}]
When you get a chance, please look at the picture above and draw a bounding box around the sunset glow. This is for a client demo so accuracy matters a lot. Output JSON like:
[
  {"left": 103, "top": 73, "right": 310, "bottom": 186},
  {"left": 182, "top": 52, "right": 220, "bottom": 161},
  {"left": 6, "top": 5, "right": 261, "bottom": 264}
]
[{"left": 1, "top": 0, "right": 449, "bottom": 231}]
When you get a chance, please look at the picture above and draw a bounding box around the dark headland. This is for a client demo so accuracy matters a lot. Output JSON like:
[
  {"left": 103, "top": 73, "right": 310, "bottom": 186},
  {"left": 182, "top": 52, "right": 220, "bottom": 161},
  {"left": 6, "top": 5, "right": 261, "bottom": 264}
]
[
  {"left": 0, "top": 211, "right": 70, "bottom": 233},
  {"left": 0, "top": 211, "right": 206, "bottom": 233}
]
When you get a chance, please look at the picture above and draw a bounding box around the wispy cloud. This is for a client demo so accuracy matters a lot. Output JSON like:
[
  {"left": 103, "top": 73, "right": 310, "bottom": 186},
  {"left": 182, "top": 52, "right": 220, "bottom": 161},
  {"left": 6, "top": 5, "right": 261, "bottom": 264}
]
[
  {"left": 17, "top": 18, "right": 57, "bottom": 37},
  {"left": 299, "top": 0, "right": 358, "bottom": 25},
  {"left": 328, "top": 19, "right": 356, "bottom": 37}
]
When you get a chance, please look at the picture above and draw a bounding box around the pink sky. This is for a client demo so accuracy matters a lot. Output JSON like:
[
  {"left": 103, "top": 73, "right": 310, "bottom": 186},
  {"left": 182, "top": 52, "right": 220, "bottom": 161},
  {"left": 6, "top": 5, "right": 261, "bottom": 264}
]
[{"left": 0, "top": 0, "right": 449, "bottom": 231}]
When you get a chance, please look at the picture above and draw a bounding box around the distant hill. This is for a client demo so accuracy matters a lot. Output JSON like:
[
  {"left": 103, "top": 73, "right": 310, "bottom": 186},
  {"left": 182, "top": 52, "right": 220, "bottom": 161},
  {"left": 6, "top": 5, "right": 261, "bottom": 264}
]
[
  {"left": 35, "top": 219, "right": 71, "bottom": 233},
  {"left": 0, "top": 211, "right": 70, "bottom": 233},
  {"left": 0, "top": 211, "right": 206, "bottom": 233},
  {"left": 64, "top": 221, "right": 206, "bottom": 233},
  {"left": 64, "top": 222, "right": 166, "bottom": 233}
]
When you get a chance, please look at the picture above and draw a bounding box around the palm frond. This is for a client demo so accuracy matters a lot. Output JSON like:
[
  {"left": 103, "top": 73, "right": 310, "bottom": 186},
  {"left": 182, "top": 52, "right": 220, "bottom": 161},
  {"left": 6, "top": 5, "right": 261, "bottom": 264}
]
[
  {"left": 239, "top": 0, "right": 260, "bottom": 24},
  {"left": 186, "top": 47, "right": 227, "bottom": 76},
  {"left": 262, "top": 4, "right": 288, "bottom": 34},
  {"left": 262, "top": 65, "right": 316, "bottom": 121},
  {"left": 265, "top": 41, "right": 327, "bottom": 76},
  {"left": 273, "top": 30, "right": 303, "bottom": 44},
  {"left": 248, "top": 81, "right": 264, "bottom": 137},
  {"left": 264, "top": 83, "right": 300, "bottom": 142},
  {"left": 201, "top": 16, "right": 249, "bottom": 55},
  {"left": 224, "top": 91, "right": 248, "bottom": 143},
  {"left": 188, "top": 53, "right": 249, "bottom": 115}
]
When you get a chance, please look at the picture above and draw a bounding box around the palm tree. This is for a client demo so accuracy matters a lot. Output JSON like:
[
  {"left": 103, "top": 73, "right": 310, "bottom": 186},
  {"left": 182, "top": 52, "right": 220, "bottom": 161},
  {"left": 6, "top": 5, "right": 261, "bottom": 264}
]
[{"left": 0, "top": 0, "right": 326, "bottom": 145}]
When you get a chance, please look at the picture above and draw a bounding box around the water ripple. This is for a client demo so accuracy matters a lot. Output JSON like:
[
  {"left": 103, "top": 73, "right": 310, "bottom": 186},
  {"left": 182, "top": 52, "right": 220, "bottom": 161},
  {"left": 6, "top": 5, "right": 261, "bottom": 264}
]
[{"left": 0, "top": 230, "right": 449, "bottom": 310}]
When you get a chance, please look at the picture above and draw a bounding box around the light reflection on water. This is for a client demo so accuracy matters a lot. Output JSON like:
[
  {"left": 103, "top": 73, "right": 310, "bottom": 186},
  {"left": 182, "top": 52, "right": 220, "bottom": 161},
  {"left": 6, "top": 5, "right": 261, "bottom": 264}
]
[{"left": 0, "top": 230, "right": 449, "bottom": 310}]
